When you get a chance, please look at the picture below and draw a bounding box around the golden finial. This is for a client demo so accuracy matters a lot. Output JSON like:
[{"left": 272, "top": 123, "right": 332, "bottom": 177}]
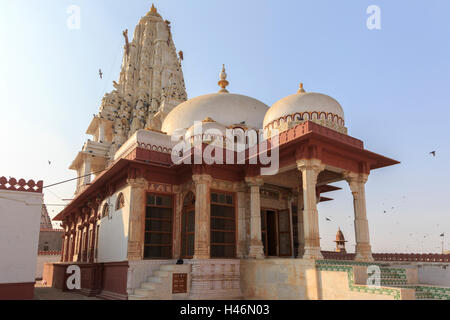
[
  {"left": 150, "top": 4, "right": 157, "bottom": 13},
  {"left": 298, "top": 83, "right": 306, "bottom": 93},
  {"left": 218, "top": 64, "right": 229, "bottom": 93},
  {"left": 202, "top": 117, "right": 216, "bottom": 123}
]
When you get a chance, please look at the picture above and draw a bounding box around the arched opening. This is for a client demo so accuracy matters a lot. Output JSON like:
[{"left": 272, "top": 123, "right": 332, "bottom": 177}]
[{"left": 181, "top": 192, "right": 195, "bottom": 259}]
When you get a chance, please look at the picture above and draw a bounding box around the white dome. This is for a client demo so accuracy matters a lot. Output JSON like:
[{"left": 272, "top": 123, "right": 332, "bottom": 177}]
[
  {"left": 263, "top": 91, "right": 345, "bottom": 130},
  {"left": 162, "top": 92, "right": 269, "bottom": 135}
]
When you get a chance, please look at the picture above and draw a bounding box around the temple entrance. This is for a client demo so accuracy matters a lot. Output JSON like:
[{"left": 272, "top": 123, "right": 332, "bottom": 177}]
[
  {"left": 261, "top": 209, "right": 292, "bottom": 257},
  {"left": 181, "top": 192, "right": 195, "bottom": 259}
]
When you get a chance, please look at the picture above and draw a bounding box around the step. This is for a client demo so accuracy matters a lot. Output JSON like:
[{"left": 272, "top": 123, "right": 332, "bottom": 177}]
[
  {"left": 129, "top": 294, "right": 148, "bottom": 300},
  {"left": 160, "top": 265, "right": 177, "bottom": 272},
  {"left": 134, "top": 288, "right": 155, "bottom": 297},
  {"left": 148, "top": 276, "right": 163, "bottom": 283},
  {"left": 154, "top": 270, "right": 170, "bottom": 277},
  {"left": 141, "top": 282, "right": 157, "bottom": 290}
]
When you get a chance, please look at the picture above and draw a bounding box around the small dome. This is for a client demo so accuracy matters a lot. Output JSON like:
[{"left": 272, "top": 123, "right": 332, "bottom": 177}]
[
  {"left": 162, "top": 93, "right": 268, "bottom": 135},
  {"left": 263, "top": 84, "right": 347, "bottom": 134},
  {"left": 162, "top": 65, "right": 269, "bottom": 135}
]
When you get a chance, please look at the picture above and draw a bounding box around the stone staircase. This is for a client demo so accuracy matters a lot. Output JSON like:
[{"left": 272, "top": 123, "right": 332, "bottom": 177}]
[{"left": 129, "top": 264, "right": 191, "bottom": 300}]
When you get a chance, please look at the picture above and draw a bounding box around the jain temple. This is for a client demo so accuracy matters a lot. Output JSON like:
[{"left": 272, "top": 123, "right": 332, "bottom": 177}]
[{"left": 40, "top": 5, "right": 450, "bottom": 300}]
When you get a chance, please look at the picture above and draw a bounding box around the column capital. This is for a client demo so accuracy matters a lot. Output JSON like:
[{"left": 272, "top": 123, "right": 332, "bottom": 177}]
[
  {"left": 245, "top": 176, "right": 264, "bottom": 187},
  {"left": 127, "top": 177, "right": 148, "bottom": 189},
  {"left": 233, "top": 181, "right": 247, "bottom": 193},
  {"left": 343, "top": 171, "right": 369, "bottom": 192},
  {"left": 192, "top": 174, "right": 213, "bottom": 185},
  {"left": 296, "top": 159, "right": 325, "bottom": 175}
]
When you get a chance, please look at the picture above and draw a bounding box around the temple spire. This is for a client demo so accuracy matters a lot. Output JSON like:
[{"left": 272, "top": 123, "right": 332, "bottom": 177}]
[
  {"left": 146, "top": 3, "right": 160, "bottom": 16},
  {"left": 218, "top": 64, "right": 229, "bottom": 93}
]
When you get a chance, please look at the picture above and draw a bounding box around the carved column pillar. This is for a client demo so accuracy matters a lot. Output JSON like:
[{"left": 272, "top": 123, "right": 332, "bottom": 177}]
[
  {"left": 245, "top": 177, "right": 265, "bottom": 259},
  {"left": 127, "top": 177, "right": 148, "bottom": 260},
  {"left": 88, "top": 205, "right": 98, "bottom": 263},
  {"left": 76, "top": 224, "right": 83, "bottom": 262},
  {"left": 83, "top": 157, "right": 92, "bottom": 186},
  {"left": 70, "top": 229, "right": 76, "bottom": 262},
  {"left": 344, "top": 172, "right": 374, "bottom": 262},
  {"left": 83, "top": 223, "right": 90, "bottom": 263},
  {"left": 296, "top": 191, "right": 305, "bottom": 258},
  {"left": 297, "top": 159, "right": 325, "bottom": 260},
  {"left": 234, "top": 182, "right": 248, "bottom": 258},
  {"left": 60, "top": 233, "right": 66, "bottom": 262},
  {"left": 192, "top": 174, "right": 212, "bottom": 259},
  {"left": 98, "top": 121, "right": 105, "bottom": 142},
  {"left": 172, "top": 186, "right": 182, "bottom": 259}
]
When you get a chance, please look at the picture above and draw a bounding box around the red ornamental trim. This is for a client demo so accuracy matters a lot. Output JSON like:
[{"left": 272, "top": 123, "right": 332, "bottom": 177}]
[
  {"left": 38, "top": 250, "right": 62, "bottom": 256},
  {"left": 265, "top": 111, "right": 345, "bottom": 129},
  {"left": 0, "top": 176, "right": 43, "bottom": 193},
  {"left": 137, "top": 142, "right": 172, "bottom": 154}
]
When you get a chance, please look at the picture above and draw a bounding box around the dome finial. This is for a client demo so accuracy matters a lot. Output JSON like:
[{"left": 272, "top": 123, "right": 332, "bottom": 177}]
[
  {"left": 150, "top": 3, "right": 157, "bottom": 13},
  {"left": 298, "top": 82, "right": 306, "bottom": 94},
  {"left": 218, "top": 64, "right": 229, "bottom": 93}
]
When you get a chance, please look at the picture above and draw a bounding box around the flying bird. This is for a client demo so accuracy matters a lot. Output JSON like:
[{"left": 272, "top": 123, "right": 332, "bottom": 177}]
[
  {"left": 325, "top": 217, "right": 332, "bottom": 222},
  {"left": 99, "top": 69, "right": 103, "bottom": 79},
  {"left": 430, "top": 151, "right": 436, "bottom": 157},
  {"left": 48, "top": 160, "right": 51, "bottom": 165}
]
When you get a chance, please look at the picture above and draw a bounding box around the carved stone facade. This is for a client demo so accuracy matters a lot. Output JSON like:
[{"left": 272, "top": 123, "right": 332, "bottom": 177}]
[{"left": 70, "top": 6, "right": 187, "bottom": 195}]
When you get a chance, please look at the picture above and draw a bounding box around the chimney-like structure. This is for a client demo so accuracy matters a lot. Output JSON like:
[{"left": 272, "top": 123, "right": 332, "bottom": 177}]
[{"left": 335, "top": 228, "right": 347, "bottom": 253}]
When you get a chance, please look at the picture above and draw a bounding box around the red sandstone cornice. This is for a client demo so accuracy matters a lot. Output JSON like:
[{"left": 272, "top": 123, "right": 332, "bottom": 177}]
[
  {"left": 0, "top": 176, "right": 43, "bottom": 193},
  {"left": 40, "top": 228, "right": 64, "bottom": 233},
  {"left": 38, "top": 251, "right": 62, "bottom": 256}
]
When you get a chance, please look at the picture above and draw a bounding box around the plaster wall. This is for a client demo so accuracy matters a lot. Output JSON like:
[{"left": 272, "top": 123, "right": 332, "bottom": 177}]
[
  {"left": 417, "top": 264, "right": 450, "bottom": 286},
  {"left": 97, "top": 185, "right": 130, "bottom": 263},
  {"left": 0, "top": 190, "right": 42, "bottom": 284},
  {"left": 36, "top": 254, "right": 61, "bottom": 279}
]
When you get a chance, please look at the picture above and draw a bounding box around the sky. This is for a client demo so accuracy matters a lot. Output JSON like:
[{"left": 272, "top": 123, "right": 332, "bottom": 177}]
[{"left": 0, "top": 0, "right": 449, "bottom": 253}]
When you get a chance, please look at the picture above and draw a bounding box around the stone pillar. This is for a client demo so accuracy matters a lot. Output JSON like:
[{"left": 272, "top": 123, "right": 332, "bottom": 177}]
[
  {"left": 296, "top": 192, "right": 305, "bottom": 258},
  {"left": 192, "top": 174, "right": 212, "bottom": 259},
  {"left": 98, "top": 122, "right": 105, "bottom": 142},
  {"left": 76, "top": 225, "right": 83, "bottom": 262},
  {"left": 83, "top": 157, "right": 92, "bottom": 185},
  {"left": 297, "top": 159, "right": 325, "bottom": 260},
  {"left": 82, "top": 222, "right": 89, "bottom": 262},
  {"left": 172, "top": 187, "right": 182, "bottom": 259},
  {"left": 88, "top": 217, "right": 97, "bottom": 263},
  {"left": 245, "top": 177, "right": 265, "bottom": 259},
  {"left": 60, "top": 231, "right": 70, "bottom": 262},
  {"left": 70, "top": 229, "right": 76, "bottom": 262},
  {"left": 235, "top": 182, "right": 247, "bottom": 258},
  {"left": 127, "top": 178, "right": 148, "bottom": 260},
  {"left": 344, "top": 172, "right": 374, "bottom": 262}
]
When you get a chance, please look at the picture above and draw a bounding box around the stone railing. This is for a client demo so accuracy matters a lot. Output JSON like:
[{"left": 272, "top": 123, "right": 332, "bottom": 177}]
[{"left": 0, "top": 176, "right": 43, "bottom": 193}]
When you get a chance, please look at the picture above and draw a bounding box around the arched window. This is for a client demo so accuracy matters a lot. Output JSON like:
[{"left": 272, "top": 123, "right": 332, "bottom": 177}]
[
  {"left": 102, "top": 204, "right": 109, "bottom": 218},
  {"left": 116, "top": 193, "right": 125, "bottom": 211}
]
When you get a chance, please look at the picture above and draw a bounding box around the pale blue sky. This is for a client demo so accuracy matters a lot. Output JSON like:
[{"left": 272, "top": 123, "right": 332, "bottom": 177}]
[{"left": 0, "top": 0, "right": 449, "bottom": 253}]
